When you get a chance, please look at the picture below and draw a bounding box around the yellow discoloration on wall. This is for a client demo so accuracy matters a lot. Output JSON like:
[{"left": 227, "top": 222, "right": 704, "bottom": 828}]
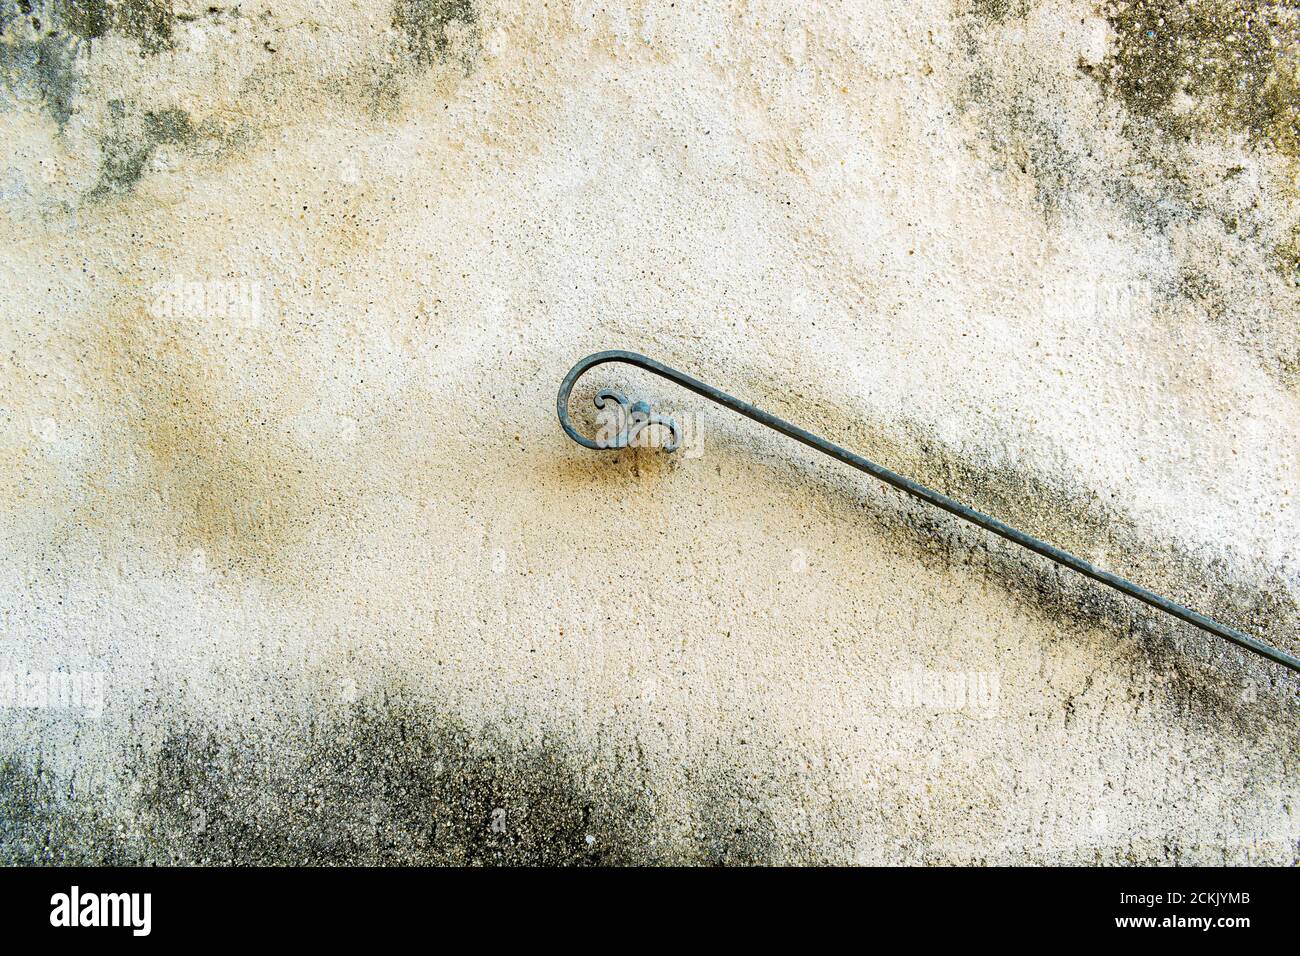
[{"left": 87, "top": 308, "right": 330, "bottom": 580}]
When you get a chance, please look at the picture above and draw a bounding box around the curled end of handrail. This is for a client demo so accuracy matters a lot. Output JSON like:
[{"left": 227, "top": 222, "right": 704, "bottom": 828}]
[{"left": 557, "top": 350, "right": 682, "bottom": 453}]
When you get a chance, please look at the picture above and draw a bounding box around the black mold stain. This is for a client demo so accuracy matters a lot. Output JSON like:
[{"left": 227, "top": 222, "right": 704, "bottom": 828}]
[
  {"left": 57, "top": 0, "right": 174, "bottom": 54},
  {"left": 2, "top": 695, "right": 781, "bottom": 865},
  {"left": 391, "top": 0, "right": 477, "bottom": 68},
  {"left": 1091, "top": 0, "right": 1299, "bottom": 162},
  {"left": 956, "top": 23, "right": 1189, "bottom": 233},
  {"left": 965, "top": 0, "right": 1300, "bottom": 164},
  {"left": 557, "top": 365, "right": 1299, "bottom": 779},
  {"left": 1, "top": 2, "right": 82, "bottom": 126},
  {"left": 1, "top": 0, "right": 177, "bottom": 127},
  {"left": 1088, "top": 1, "right": 1300, "bottom": 285},
  {"left": 960, "top": 0, "right": 1300, "bottom": 191},
  {"left": 960, "top": 70, "right": 1084, "bottom": 218},
  {"left": 87, "top": 99, "right": 193, "bottom": 198},
  {"left": 969, "top": 0, "right": 1030, "bottom": 25},
  {"left": 957, "top": 1, "right": 1300, "bottom": 386},
  {"left": 0, "top": 755, "right": 138, "bottom": 864},
  {"left": 370, "top": 0, "right": 480, "bottom": 116}
]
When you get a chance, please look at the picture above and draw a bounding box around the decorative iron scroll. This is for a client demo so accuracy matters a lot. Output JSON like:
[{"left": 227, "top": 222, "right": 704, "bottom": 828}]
[
  {"left": 591, "top": 388, "right": 681, "bottom": 452},
  {"left": 557, "top": 349, "right": 1299, "bottom": 675}
]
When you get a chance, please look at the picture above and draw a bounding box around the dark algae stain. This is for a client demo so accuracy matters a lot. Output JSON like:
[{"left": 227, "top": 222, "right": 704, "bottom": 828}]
[
  {"left": 2, "top": 695, "right": 781, "bottom": 865},
  {"left": 1092, "top": 0, "right": 1300, "bottom": 161},
  {"left": 0, "top": 755, "right": 138, "bottom": 864},
  {"left": 370, "top": 0, "right": 479, "bottom": 115},
  {"left": 959, "top": 0, "right": 1300, "bottom": 380},
  {"left": 1, "top": 1, "right": 83, "bottom": 126},
  {"left": 1, "top": 0, "right": 176, "bottom": 126},
  {"left": 970, "top": 0, "right": 1031, "bottom": 24},
  {"left": 960, "top": 69, "right": 1082, "bottom": 217},
  {"left": 88, "top": 99, "right": 193, "bottom": 197},
  {"left": 56, "top": 0, "right": 174, "bottom": 53},
  {"left": 1088, "top": 1, "right": 1300, "bottom": 284},
  {"left": 1277, "top": 224, "right": 1300, "bottom": 283},
  {"left": 392, "top": 0, "right": 477, "bottom": 68},
  {"left": 873, "top": 413, "right": 1300, "bottom": 680},
  {"left": 3, "top": 677, "right": 1291, "bottom": 865},
  {"left": 136, "top": 702, "right": 660, "bottom": 865},
  {"left": 959, "top": 0, "right": 1300, "bottom": 223},
  {"left": 966, "top": 0, "right": 1300, "bottom": 162}
]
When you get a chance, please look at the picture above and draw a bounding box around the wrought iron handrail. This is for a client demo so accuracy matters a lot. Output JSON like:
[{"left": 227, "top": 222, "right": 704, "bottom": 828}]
[{"left": 557, "top": 349, "right": 1300, "bottom": 675}]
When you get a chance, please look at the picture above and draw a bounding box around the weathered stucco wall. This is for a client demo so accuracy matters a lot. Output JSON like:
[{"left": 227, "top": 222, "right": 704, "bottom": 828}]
[{"left": 1, "top": 0, "right": 1297, "bottom": 864}]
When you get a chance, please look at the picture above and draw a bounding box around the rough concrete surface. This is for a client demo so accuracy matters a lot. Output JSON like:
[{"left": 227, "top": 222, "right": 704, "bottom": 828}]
[{"left": 0, "top": 0, "right": 1297, "bottom": 864}]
